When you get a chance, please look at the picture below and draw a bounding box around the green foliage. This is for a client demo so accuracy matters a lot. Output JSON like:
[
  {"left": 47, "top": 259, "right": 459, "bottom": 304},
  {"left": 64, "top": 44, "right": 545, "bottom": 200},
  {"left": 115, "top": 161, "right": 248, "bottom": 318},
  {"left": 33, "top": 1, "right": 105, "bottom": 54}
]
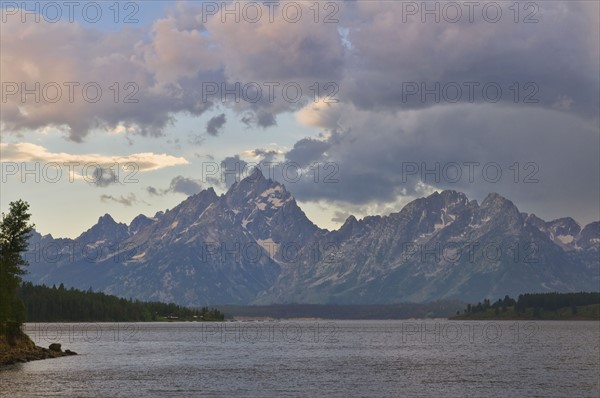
[
  {"left": 0, "top": 200, "right": 34, "bottom": 333},
  {"left": 18, "top": 282, "right": 224, "bottom": 322},
  {"left": 514, "top": 292, "right": 600, "bottom": 312},
  {"left": 457, "top": 292, "right": 600, "bottom": 320},
  {"left": 465, "top": 292, "right": 599, "bottom": 315}
]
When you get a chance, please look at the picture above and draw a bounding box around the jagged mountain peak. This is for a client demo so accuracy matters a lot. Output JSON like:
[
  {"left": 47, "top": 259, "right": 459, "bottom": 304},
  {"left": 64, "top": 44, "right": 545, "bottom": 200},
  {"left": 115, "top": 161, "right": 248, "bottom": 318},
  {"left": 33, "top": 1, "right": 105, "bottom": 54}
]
[
  {"left": 547, "top": 217, "right": 581, "bottom": 232},
  {"left": 339, "top": 215, "right": 359, "bottom": 231},
  {"left": 396, "top": 189, "right": 470, "bottom": 225},
  {"left": 581, "top": 221, "right": 600, "bottom": 234},
  {"left": 129, "top": 214, "right": 154, "bottom": 234},
  {"left": 156, "top": 187, "right": 219, "bottom": 229},
  {"left": 98, "top": 213, "right": 116, "bottom": 224},
  {"left": 577, "top": 221, "right": 600, "bottom": 249},
  {"left": 224, "top": 169, "right": 295, "bottom": 215},
  {"left": 170, "top": 187, "right": 218, "bottom": 211},
  {"left": 525, "top": 213, "right": 545, "bottom": 223},
  {"left": 193, "top": 186, "right": 219, "bottom": 201},
  {"left": 130, "top": 213, "right": 151, "bottom": 224},
  {"left": 427, "top": 190, "right": 469, "bottom": 210},
  {"left": 77, "top": 213, "right": 129, "bottom": 245},
  {"left": 25, "top": 186, "right": 599, "bottom": 306},
  {"left": 227, "top": 168, "right": 283, "bottom": 198},
  {"left": 543, "top": 217, "right": 582, "bottom": 248},
  {"left": 481, "top": 192, "right": 521, "bottom": 218},
  {"left": 430, "top": 189, "right": 467, "bottom": 200},
  {"left": 344, "top": 214, "right": 358, "bottom": 224},
  {"left": 481, "top": 192, "right": 513, "bottom": 207}
]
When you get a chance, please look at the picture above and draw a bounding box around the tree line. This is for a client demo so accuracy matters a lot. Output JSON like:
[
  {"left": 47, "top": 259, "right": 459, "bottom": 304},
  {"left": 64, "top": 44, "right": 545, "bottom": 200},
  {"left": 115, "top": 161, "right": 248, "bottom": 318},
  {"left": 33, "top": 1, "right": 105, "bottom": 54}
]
[
  {"left": 464, "top": 292, "right": 600, "bottom": 316},
  {"left": 18, "top": 282, "right": 224, "bottom": 322}
]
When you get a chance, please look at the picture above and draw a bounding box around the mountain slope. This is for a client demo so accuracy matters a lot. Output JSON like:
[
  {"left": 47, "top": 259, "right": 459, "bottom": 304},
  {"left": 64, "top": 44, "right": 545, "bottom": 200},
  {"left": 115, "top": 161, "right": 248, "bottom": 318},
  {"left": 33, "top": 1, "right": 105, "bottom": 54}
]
[
  {"left": 25, "top": 170, "right": 321, "bottom": 305},
  {"left": 257, "top": 191, "right": 598, "bottom": 303},
  {"left": 25, "top": 176, "right": 599, "bottom": 305}
]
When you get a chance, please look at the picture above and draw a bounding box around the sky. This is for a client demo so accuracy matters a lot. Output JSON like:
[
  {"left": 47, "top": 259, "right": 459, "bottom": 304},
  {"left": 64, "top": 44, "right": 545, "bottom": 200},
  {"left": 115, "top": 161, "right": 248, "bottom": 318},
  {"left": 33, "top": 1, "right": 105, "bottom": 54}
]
[{"left": 1, "top": 0, "right": 599, "bottom": 238}]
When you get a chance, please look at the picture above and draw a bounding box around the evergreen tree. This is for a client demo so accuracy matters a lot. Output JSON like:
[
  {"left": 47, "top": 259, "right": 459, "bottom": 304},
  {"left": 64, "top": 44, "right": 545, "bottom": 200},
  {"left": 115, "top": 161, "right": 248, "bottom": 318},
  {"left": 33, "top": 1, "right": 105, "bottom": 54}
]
[
  {"left": 0, "top": 200, "right": 34, "bottom": 334},
  {"left": 17, "top": 282, "right": 225, "bottom": 322}
]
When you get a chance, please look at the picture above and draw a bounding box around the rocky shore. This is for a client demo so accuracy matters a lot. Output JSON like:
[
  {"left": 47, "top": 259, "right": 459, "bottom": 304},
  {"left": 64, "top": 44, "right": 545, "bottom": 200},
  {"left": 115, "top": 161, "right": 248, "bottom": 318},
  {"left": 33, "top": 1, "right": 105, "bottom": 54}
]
[{"left": 0, "top": 332, "right": 77, "bottom": 366}]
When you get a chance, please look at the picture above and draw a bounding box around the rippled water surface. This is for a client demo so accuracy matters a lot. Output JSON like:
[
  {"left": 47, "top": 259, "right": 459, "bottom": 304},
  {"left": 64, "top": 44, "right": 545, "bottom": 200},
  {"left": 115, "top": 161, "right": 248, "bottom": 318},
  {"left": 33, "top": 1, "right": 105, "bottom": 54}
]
[{"left": 1, "top": 320, "right": 598, "bottom": 397}]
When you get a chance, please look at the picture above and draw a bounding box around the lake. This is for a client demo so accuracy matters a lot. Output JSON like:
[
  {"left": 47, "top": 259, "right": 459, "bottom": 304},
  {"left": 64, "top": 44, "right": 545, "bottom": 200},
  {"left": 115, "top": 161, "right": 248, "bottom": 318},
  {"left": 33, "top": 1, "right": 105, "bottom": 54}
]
[{"left": 1, "top": 320, "right": 598, "bottom": 397}]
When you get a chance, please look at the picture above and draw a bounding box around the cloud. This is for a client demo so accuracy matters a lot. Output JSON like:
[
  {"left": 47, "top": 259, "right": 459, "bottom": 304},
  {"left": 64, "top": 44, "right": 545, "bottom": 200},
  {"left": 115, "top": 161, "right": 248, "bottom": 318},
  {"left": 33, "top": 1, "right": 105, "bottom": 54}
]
[
  {"left": 0, "top": 143, "right": 188, "bottom": 174},
  {"left": 187, "top": 133, "right": 205, "bottom": 146},
  {"left": 147, "top": 175, "right": 204, "bottom": 196},
  {"left": 2, "top": 1, "right": 598, "bottom": 226},
  {"left": 241, "top": 111, "right": 278, "bottom": 129},
  {"left": 285, "top": 138, "right": 331, "bottom": 168},
  {"left": 0, "top": 18, "right": 173, "bottom": 141},
  {"left": 100, "top": 193, "right": 140, "bottom": 207},
  {"left": 256, "top": 112, "right": 277, "bottom": 128},
  {"left": 220, "top": 155, "right": 249, "bottom": 188},
  {"left": 146, "top": 186, "right": 161, "bottom": 196},
  {"left": 286, "top": 102, "right": 600, "bottom": 224},
  {"left": 90, "top": 167, "right": 119, "bottom": 188},
  {"left": 206, "top": 113, "right": 227, "bottom": 136},
  {"left": 339, "top": 2, "right": 599, "bottom": 117},
  {"left": 2, "top": 2, "right": 597, "bottom": 142},
  {"left": 0, "top": 2, "right": 343, "bottom": 141},
  {"left": 240, "top": 148, "right": 284, "bottom": 165},
  {"left": 331, "top": 210, "right": 353, "bottom": 224},
  {"left": 295, "top": 100, "right": 343, "bottom": 130},
  {"left": 168, "top": 176, "right": 203, "bottom": 195}
]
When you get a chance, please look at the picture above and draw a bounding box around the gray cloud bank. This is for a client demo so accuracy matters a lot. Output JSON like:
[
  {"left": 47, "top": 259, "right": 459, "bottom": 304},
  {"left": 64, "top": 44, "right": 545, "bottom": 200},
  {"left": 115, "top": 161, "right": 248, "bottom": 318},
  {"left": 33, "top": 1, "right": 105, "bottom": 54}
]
[{"left": 2, "top": 1, "right": 598, "bottom": 223}]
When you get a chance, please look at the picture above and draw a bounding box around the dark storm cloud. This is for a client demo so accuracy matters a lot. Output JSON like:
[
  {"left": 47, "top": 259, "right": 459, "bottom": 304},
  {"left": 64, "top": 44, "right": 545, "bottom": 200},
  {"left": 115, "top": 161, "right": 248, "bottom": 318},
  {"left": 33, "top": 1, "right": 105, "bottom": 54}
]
[
  {"left": 285, "top": 138, "right": 331, "bottom": 168},
  {"left": 338, "top": 2, "right": 599, "bottom": 118},
  {"left": 286, "top": 103, "right": 600, "bottom": 224}
]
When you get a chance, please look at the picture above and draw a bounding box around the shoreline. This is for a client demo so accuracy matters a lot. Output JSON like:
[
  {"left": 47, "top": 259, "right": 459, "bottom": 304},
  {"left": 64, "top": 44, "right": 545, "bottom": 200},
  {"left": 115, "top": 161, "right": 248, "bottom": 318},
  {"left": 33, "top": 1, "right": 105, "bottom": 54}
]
[
  {"left": 451, "top": 316, "right": 600, "bottom": 321},
  {"left": 0, "top": 332, "right": 77, "bottom": 367}
]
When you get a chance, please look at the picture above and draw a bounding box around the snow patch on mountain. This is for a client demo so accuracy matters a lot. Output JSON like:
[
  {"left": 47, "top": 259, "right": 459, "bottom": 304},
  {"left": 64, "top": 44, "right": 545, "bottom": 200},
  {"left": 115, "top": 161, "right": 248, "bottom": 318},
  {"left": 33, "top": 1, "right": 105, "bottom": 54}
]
[
  {"left": 256, "top": 238, "right": 279, "bottom": 254},
  {"left": 557, "top": 235, "right": 574, "bottom": 244}
]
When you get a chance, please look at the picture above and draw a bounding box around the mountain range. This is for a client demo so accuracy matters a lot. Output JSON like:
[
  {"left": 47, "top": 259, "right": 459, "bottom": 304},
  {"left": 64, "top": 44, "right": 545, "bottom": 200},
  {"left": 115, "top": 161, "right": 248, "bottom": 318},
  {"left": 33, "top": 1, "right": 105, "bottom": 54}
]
[{"left": 24, "top": 170, "right": 599, "bottom": 305}]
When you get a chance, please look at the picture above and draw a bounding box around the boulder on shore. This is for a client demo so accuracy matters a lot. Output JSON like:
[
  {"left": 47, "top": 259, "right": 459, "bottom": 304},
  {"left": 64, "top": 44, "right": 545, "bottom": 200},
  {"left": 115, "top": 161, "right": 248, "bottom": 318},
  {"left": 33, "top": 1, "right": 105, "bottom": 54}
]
[
  {"left": 1, "top": 332, "right": 77, "bottom": 366},
  {"left": 49, "top": 343, "right": 62, "bottom": 352}
]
